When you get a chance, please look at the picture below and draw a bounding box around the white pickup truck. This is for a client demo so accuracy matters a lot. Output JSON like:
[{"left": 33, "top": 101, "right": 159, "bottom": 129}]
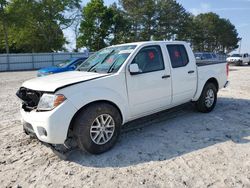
[
  {"left": 17, "top": 41, "right": 229, "bottom": 154},
  {"left": 226, "top": 53, "right": 250, "bottom": 66}
]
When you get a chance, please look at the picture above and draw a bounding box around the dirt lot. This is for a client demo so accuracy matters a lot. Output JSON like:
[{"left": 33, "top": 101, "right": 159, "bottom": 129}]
[{"left": 0, "top": 66, "right": 250, "bottom": 188}]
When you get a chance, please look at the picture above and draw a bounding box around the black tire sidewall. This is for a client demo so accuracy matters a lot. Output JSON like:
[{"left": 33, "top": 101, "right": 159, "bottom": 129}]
[
  {"left": 73, "top": 103, "right": 122, "bottom": 154},
  {"left": 196, "top": 83, "right": 217, "bottom": 113}
]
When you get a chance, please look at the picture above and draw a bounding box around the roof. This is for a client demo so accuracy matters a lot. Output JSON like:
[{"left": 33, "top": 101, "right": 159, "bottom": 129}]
[{"left": 110, "top": 41, "right": 188, "bottom": 48}]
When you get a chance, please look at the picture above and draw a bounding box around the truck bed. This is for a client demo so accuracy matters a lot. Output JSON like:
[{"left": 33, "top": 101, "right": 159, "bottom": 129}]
[
  {"left": 191, "top": 60, "right": 228, "bottom": 101},
  {"left": 196, "top": 60, "right": 227, "bottom": 67}
]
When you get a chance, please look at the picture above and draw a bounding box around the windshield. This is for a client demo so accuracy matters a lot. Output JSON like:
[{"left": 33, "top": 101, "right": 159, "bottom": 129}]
[
  {"left": 231, "top": 54, "right": 241, "bottom": 57},
  {"left": 56, "top": 59, "right": 75, "bottom": 68},
  {"left": 77, "top": 45, "right": 136, "bottom": 73}
]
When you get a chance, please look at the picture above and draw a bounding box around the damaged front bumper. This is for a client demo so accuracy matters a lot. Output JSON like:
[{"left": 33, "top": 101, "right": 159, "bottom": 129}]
[
  {"left": 20, "top": 99, "right": 78, "bottom": 144},
  {"left": 22, "top": 120, "right": 78, "bottom": 160},
  {"left": 23, "top": 121, "right": 36, "bottom": 137}
]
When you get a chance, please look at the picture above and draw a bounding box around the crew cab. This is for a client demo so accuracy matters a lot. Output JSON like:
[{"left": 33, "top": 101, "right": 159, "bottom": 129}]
[
  {"left": 226, "top": 53, "right": 250, "bottom": 66},
  {"left": 16, "top": 41, "right": 229, "bottom": 154}
]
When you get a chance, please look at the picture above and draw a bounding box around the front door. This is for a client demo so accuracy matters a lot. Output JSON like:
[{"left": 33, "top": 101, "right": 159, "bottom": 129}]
[{"left": 126, "top": 45, "right": 172, "bottom": 118}]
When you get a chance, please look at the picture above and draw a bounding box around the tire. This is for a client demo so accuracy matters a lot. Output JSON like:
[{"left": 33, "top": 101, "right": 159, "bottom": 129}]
[
  {"left": 248, "top": 62, "right": 250, "bottom": 65},
  {"left": 73, "top": 102, "right": 122, "bottom": 154},
  {"left": 236, "top": 61, "right": 242, "bottom": 66},
  {"left": 195, "top": 83, "right": 217, "bottom": 113}
]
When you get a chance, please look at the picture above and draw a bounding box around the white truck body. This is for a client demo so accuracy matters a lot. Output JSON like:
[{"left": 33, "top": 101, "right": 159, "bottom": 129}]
[
  {"left": 17, "top": 41, "right": 229, "bottom": 146},
  {"left": 226, "top": 53, "right": 250, "bottom": 65}
]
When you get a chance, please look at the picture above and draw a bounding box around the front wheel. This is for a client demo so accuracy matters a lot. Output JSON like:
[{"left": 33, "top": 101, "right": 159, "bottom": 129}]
[
  {"left": 195, "top": 83, "right": 217, "bottom": 113},
  {"left": 73, "top": 103, "right": 122, "bottom": 154}
]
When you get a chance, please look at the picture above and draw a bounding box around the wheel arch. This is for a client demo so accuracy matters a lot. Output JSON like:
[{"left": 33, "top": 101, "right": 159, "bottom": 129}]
[
  {"left": 68, "top": 100, "right": 124, "bottom": 132},
  {"left": 192, "top": 77, "right": 219, "bottom": 101},
  {"left": 206, "top": 77, "right": 219, "bottom": 92}
]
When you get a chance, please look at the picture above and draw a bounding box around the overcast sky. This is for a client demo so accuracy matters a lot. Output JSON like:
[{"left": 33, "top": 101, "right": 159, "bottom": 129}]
[{"left": 64, "top": 0, "right": 250, "bottom": 53}]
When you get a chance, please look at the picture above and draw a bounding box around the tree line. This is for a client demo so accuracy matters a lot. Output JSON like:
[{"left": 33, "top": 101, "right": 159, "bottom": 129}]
[{"left": 0, "top": 0, "right": 239, "bottom": 53}]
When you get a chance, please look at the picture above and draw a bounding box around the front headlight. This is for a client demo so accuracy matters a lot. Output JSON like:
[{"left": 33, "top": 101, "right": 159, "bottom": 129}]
[{"left": 37, "top": 93, "right": 66, "bottom": 111}]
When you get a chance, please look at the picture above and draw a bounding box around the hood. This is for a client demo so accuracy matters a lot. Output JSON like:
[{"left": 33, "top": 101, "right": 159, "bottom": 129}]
[{"left": 22, "top": 71, "right": 108, "bottom": 92}]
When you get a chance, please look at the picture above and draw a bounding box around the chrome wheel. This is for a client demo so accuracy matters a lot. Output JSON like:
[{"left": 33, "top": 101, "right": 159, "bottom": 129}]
[
  {"left": 90, "top": 114, "right": 115, "bottom": 145},
  {"left": 205, "top": 89, "right": 215, "bottom": 108}
]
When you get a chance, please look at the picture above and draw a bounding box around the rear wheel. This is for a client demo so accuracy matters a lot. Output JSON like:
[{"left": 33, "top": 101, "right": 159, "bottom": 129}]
[
  {"left": 73, "top": 103, "right": 122, "bottom": 154},
  {"left": 195, "top": 83, "right": 217, "bottom": 113}
]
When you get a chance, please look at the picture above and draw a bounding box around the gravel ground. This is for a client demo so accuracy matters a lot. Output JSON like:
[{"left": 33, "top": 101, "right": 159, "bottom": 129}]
[{"left": 0, "top": 66, "right": 250, "bottom": 188}]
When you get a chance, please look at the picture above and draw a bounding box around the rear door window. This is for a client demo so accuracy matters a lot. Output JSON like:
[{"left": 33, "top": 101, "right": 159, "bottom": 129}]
[{"left": 167, "top": 45, "right": 189, "bottom": 68}]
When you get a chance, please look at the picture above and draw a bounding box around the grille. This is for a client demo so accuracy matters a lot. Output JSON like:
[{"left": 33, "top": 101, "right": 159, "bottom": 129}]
[{"left": 16, "top": 87, "right": 43, "bottom": 111}]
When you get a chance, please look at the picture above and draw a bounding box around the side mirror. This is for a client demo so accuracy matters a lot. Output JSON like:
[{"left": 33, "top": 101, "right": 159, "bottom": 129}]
[{"left": 129, "top": 64, "right": 140, "bottom": 75}]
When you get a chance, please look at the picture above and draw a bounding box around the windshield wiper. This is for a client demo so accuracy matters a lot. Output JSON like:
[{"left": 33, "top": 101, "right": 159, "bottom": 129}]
[
  {"left": 87, "top": 49, "right": 115, "bottom": 72},
  {"left": 107, "top": 58, "right": 120, "bottom": 73}
]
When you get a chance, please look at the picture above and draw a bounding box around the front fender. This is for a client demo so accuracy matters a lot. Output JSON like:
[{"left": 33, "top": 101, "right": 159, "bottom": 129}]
[{"left": 64, "top": 87, "right": 129, "bottom": 124}]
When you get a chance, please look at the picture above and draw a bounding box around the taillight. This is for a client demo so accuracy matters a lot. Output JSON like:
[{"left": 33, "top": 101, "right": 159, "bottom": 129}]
[{"left": 226, "top": 63, "right": 229, "bottom": 78}]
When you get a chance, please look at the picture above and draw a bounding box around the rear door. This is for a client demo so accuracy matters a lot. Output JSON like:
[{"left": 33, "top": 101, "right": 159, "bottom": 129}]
[
  {"left": 166, "top": 44, "right": 197, "bottom": 105},
  {"left": 126, "top": 45, "right": 172, "bottom": 118}
]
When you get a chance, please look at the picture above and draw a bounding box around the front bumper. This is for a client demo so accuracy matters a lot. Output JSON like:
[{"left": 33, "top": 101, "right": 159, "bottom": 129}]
[
  {"left": 23, "top": 121, "right": 36, "bottom": 136},
  {"left": 21, "top": 100, "right": 78, "bottom": 144}
]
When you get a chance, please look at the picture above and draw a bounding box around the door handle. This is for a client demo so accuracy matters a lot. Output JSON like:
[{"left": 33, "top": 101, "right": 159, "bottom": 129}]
[
  {"left": 188, "top": 70, "right": 195, "bottom": 74},
  {"left": 162, "top": 75, "right": 170, "bottom": 79}
]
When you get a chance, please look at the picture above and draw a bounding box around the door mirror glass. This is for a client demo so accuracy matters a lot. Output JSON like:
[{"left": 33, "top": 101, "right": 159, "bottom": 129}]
[{"left": 129, "top": 64, "right": 140, "bottom": 75}]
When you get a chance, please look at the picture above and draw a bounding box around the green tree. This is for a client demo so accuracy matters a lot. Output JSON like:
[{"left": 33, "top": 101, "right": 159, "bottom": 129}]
[
  {"left": 154, "top": 0, "right": 191, "bottom": 41},
  {"left": 0, "top": 0, "right": 9, "bottom": 53},
  {"left": 77, "top": 0, "right": 114, "bottom": 51},
  {"left": 109, "top": 3, "right": 131, "bottom": 44},
  {"left": 119, "top": 0, "right": 162, "bottom": 41},
  {"left": 190, "top": 13, "right": 239, "bottom": 52},
  {"left": 139, "top": 0, "right": 157, "bottom": 41},
  {"left": 217, "top": 18, "right": 239, "bottom": 52},
  {"left": 0, "top": 0, "right": 80, "bottom": 53},
  {"left": 119, "top": 0, "right": 145, "bottom": 41},
  {"left": 119, "top": 0, "right": 191, "bottom": 41}
]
